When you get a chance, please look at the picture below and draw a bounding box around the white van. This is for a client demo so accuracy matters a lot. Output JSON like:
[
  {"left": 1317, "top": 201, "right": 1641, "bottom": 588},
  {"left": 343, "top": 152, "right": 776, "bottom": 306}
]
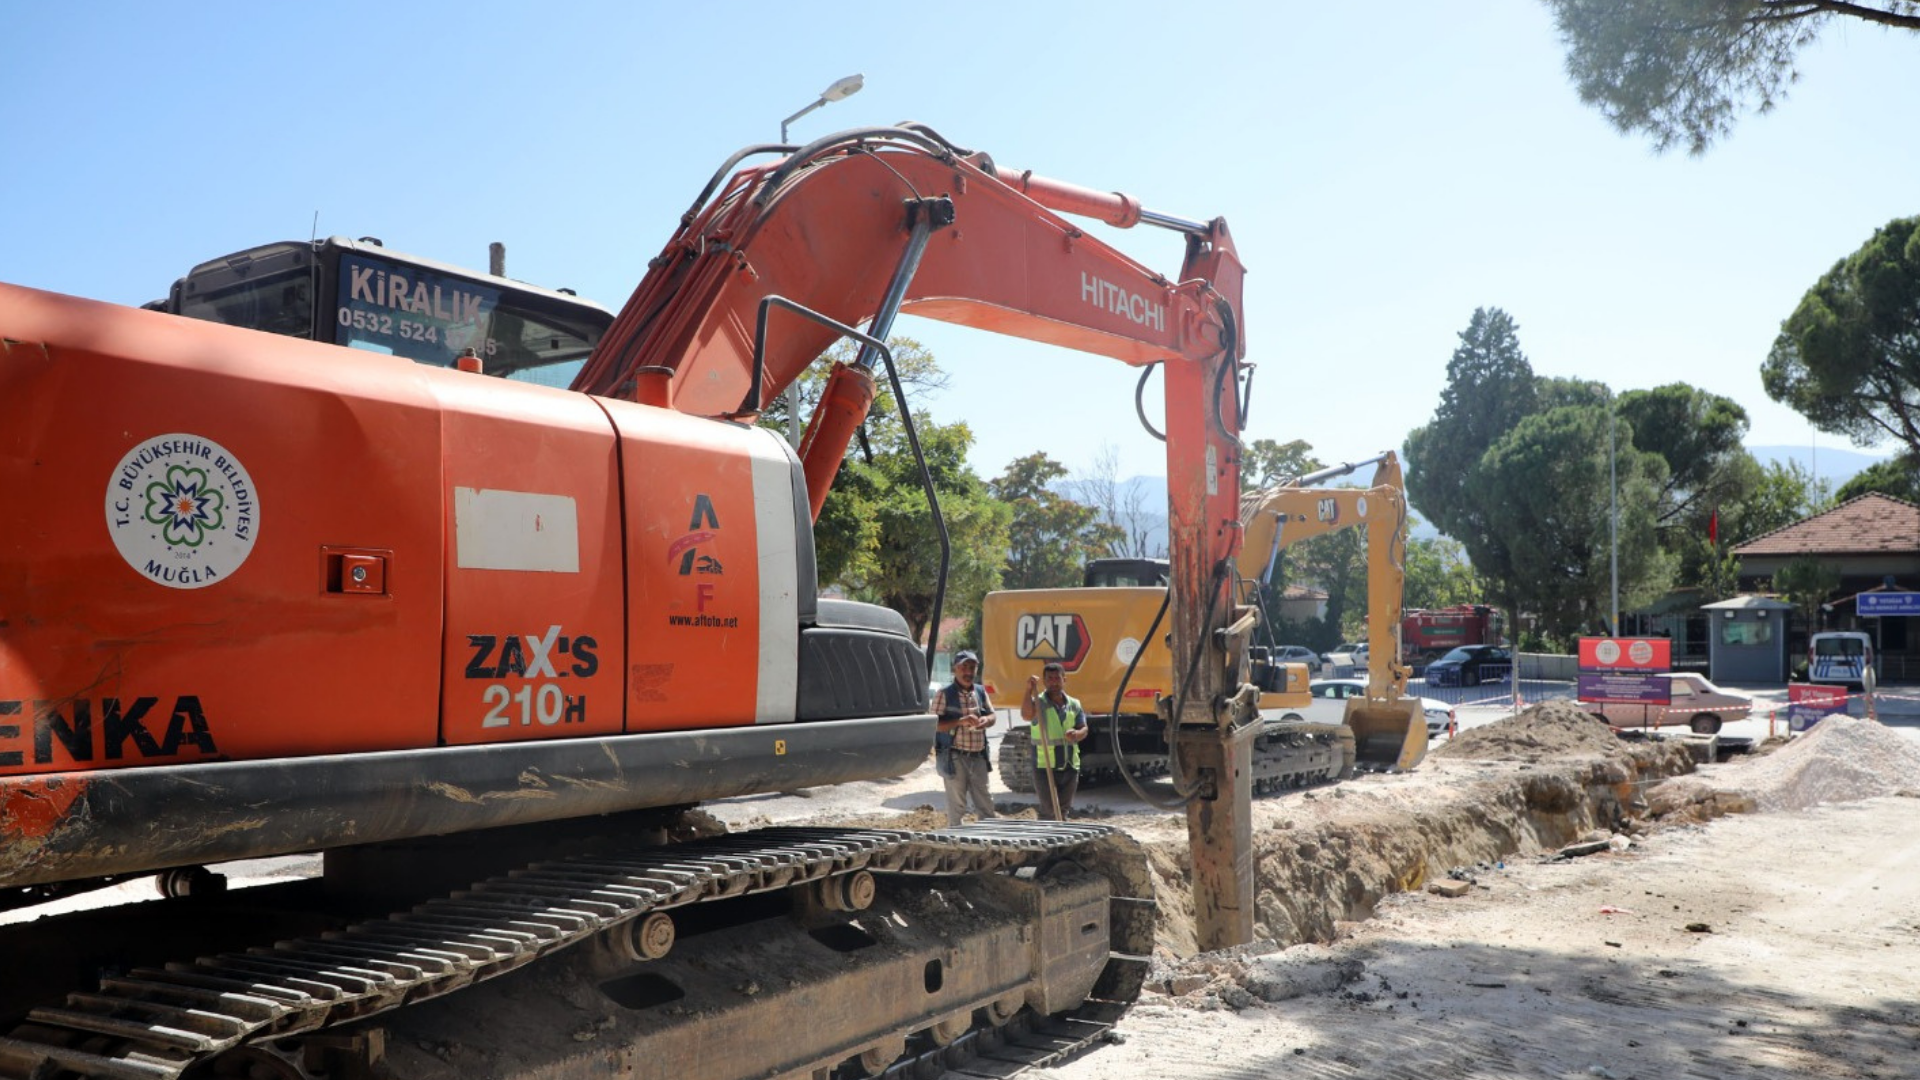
[{"left": 1809, "top": 631, "right": 1874, "bottom": 690}]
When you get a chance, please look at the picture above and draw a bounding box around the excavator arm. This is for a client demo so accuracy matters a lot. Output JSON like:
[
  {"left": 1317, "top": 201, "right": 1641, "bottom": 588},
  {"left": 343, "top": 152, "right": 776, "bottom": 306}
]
[
  {"left": 575, "top": 125, "right": 1259, "bottom": 948},
  {"left": 1238, "top": 451, "right": 1427, "bottom": 770}
]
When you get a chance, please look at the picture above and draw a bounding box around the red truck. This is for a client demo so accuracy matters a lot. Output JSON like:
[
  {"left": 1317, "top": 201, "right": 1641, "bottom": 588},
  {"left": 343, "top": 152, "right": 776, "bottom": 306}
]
[{"left": 1401, "top": 605, "right": 1503, "bottom": 668}]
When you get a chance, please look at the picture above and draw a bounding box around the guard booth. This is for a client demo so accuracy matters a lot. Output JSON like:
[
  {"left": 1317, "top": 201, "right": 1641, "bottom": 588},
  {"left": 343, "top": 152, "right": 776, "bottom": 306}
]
[{"left": 1703, "top": 596, "right": 1794, "bottom": 684}]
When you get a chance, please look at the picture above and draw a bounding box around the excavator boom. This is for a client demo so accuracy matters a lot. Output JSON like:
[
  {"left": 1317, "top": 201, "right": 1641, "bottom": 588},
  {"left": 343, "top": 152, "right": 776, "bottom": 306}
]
[{"left": 574, "top": 126, "right": 1243, "bottom": 523}]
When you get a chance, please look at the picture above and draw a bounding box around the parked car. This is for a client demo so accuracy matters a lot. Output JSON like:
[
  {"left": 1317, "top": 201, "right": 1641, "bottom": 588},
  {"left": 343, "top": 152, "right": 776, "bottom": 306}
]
[
  {"left": 1423, "top": 645, "right": 1512, "bottom": 688},
  {"left": 1269, "top": 678, "right": 1456, "bottom": 739},
  {"left": 1322, "top": 642, "right": 1364, "bottom": 674},
  {"left": 1269, "top": 645, "right": 1322, "bottom": 667},
  {"left": 1582, "top": 673, "right": 1752, "bottom": 734}
]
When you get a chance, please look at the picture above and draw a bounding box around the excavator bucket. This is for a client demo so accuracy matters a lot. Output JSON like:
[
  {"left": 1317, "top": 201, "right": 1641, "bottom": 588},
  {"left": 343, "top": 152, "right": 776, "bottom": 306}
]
[{"left": 1344, "top": 698, "right": 1428, "bottom": 771}]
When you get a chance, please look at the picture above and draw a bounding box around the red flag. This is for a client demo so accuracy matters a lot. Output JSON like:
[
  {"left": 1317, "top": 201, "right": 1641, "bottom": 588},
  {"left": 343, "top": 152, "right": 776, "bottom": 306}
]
[{"left": 1707, "top": 508, "right": 1719, "bottom": 544}]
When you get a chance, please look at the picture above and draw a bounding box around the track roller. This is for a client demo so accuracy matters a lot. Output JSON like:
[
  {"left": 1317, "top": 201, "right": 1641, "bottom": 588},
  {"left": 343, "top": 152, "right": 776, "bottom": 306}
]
[{"left": 814, "top": 869, "right": 876, "bottom": 912}]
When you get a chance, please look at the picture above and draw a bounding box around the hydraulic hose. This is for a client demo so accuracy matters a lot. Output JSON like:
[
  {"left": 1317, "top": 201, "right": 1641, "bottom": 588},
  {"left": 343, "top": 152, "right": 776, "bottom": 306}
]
[
  {"left": 1161, "top": 556, "right": 1234, "bottom": 801},
  {"left": 753, "top": 126, "right": 956, "bottom": 209},
  {"left": 1135, "top": 363, "right": 1165, "bottom": 443},
  {"left": 1107, "top": 588, "right": 1192, "bottom": 811}
]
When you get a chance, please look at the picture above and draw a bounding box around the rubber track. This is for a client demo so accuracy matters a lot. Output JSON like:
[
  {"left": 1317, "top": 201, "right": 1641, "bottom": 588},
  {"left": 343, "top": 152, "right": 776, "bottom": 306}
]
[
  {"left": 0, "top": 821, "right": 1149, "bottom": 1080},
  {"left": 1000, "top": 727, "right": 1353, "bottom": 796}
]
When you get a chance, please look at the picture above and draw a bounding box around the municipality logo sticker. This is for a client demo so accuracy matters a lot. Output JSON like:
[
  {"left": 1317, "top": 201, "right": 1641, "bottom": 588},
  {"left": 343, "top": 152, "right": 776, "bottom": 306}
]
[{"left": 106, "top": 434, "right": 260, "bottom": 589}]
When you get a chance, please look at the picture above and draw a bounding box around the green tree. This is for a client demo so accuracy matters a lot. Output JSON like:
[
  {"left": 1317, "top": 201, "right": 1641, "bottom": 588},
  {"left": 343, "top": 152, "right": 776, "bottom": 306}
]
[
  {"left": 1274, "top": 527, "right": 1367, "bottom": 650},
  {"left": 1725, "top": 457, "right": 1833, "bottom": 542},
  {"left": 1616, "top": 384, "right": 1754, "bottom": 526},
  {"left": 1606, "top": 384, "right": 1770, "bottom": 595},
  {"left": 1772, "top": 556, "right": 1842, "bottom": 632},
  {"left": 758, "top": 336, "right": 949, "bottom": 439},
  {"left": 1763, "top": 217, "right": 1920, "bottom": 457},
  {"left": 1405, "top": 308, "right": 1539, "bottom": 550},
  {"left": 772, "top": 336, "right": 1011, "bottom": 644},
  {"left": 838, "top": 419, "right": 1011, "bottom": 645},
  {"left": 1835, "top": 452, "right": 1920, "bottom": 502},
  {"left": 1403, "top": 534, "right": 1482, "bottom": 610},
  {"left": 1242, "top": 438, "right": 1322, "bottom": 486},
  {"left": 1406, "top": 308, "right": 1542, "bottom": 643},
  {"left": 763, "top": 336, "right": 948, "bottom": 585},
  {"left": 1471, "top": 405, "right": 1673, "bottom": 643},
  {"left": 1545, "top": 0, "right": 1920, "bottom": 155},
  {"left": 989, "top": 453, "right": 1120, "bottom": 590}
]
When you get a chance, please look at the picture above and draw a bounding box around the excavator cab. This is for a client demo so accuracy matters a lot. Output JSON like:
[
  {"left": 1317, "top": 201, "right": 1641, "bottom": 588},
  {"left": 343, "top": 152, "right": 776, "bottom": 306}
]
[
  {"left": 150, "top": 236, "right": 613, "bottom": 387},
  {"left": 1082, "top": 556, "right": 1169, "bottom": 587}
]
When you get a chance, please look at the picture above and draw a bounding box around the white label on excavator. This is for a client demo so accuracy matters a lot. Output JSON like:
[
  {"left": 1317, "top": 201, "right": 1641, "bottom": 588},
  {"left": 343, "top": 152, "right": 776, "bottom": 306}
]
[
  {"left": 749, "top": 431, "right": 799, "bottom": 724},
  {"left": 1207, "top": 444, "right": 1218, "bottom": 496},
  {"left": 454, "top": 488, "right": 580, "bottom": 572}
]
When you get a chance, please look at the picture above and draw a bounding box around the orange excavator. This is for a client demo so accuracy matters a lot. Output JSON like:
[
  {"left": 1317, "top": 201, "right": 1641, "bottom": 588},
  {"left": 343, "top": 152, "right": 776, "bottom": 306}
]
[{"left": 0, "top": 124, "right": 1257, "bottom": 1080}]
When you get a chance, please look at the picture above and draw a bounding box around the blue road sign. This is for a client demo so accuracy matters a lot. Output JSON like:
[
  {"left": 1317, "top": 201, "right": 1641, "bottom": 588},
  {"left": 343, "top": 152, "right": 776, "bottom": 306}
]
[{"left": 1859, "top": 592, "right": 1920, "bottom": 617}]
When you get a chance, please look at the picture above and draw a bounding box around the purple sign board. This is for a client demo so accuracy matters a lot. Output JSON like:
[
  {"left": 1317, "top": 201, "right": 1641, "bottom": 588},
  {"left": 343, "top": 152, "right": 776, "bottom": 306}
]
[{"left": 1577, "top": 673, "right": 1671, "bottom": 705}]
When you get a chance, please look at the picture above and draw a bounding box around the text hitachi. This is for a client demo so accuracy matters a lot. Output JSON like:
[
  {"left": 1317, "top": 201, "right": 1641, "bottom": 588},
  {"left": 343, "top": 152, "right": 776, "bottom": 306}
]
[{"left": 1081, "top": 273, "right": 1165, "bottom": 332}]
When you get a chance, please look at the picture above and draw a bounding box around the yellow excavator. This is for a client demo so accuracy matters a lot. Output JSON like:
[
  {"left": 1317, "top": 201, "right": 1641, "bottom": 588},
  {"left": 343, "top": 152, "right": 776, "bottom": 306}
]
[{"left": 983, "top": 451, "right": 1425, "bottom": 793}]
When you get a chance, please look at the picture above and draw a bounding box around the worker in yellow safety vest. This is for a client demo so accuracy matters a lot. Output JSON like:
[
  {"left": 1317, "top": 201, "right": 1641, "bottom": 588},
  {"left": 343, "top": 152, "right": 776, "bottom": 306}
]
[{"left": 1020, "top": 661, "right": 1088, "bottom": 820}]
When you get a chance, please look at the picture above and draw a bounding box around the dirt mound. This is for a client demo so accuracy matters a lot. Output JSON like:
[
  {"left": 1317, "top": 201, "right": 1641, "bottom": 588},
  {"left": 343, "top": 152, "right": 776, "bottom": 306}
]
[
  {"left": 1654, "top": 714, "right": 1920, "bottom": 814},
  {"left": 1431, "top": 698, "right": 1626, "bottom": 762}
]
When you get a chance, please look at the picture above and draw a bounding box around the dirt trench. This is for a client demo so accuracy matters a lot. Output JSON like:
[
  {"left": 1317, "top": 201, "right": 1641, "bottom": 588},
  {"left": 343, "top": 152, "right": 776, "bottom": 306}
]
[{"left": 1140, "top": 701, "right": 1697, "bottom": 959}]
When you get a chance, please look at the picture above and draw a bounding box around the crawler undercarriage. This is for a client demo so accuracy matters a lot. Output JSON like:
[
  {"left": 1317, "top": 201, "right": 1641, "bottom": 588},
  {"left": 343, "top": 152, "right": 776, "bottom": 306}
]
[
  {"left": 0, "top": 821, "right": 1151, "bottom": 1080},
  {"left": 998, "top": 720, "right": 1357, "bottom": 798}
]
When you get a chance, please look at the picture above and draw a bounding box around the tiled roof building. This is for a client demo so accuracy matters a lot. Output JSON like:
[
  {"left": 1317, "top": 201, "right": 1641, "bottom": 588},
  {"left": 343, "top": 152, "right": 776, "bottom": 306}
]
[
  {"left": 1734, "top": 493, "right": 1920, "bottom": 561},
  {"left": 1732, "top": 493, "right": 1919, "bottom": 682}
]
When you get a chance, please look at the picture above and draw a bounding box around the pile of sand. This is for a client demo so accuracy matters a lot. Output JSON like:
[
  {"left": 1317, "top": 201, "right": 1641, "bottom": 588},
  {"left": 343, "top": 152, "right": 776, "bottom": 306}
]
[
  {"left": 1432, "top": 699, "right": 1627, "bottom": 762},
  {"left": 1655, "top": 715, "right": 1920, "bottom": 814}
]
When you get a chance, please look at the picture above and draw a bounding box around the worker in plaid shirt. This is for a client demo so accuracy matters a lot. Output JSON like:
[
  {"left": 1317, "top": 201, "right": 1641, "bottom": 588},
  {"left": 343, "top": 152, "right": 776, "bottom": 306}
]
[{"left": 932, "top": 650, "right": 997, "bottom": 826}]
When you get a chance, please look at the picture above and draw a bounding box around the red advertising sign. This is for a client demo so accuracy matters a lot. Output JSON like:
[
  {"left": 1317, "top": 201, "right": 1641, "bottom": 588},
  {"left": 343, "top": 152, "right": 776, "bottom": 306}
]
[
  {"left": 1787, "top": 683, "right": 1848, "bottom": 732},
  {"left": 1578, "top": 637, "right": 1671, "bottom": 673}
]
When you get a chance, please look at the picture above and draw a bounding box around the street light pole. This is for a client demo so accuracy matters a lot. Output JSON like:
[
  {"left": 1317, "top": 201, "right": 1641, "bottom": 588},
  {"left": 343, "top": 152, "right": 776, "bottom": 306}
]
[
  {"left": 1605, "top": 390, "right": 1620, "bottom": 634},
  {"left": 781, "top": 74, "right": 864, "bottom": 144},
  {"left": 777, "top": 74, "right": 865, "bottom": 447},
  {"left": 1609, "top": 392, "right": 1619, "bottom": 637}
]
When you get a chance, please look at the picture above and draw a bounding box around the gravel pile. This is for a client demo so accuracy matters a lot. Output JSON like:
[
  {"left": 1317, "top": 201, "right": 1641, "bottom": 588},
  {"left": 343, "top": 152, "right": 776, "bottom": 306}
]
[
  {"left": 1648, "top": 714, "right": 1920, "bottom": 817},
  {"left": 1733, "top": 715, "right": 1920, "bottom": 811}
]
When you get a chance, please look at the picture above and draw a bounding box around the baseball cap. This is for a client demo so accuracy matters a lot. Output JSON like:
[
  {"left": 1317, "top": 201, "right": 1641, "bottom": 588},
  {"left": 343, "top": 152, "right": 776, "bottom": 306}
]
[{"left": 953, "top": 650, "right": 979, "bottom": 669}]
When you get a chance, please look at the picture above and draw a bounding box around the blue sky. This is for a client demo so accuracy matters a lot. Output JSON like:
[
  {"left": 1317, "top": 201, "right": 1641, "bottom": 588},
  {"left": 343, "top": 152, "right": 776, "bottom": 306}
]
[{"left": 4, "top": 2, "right": 1913, "bottom": 484}]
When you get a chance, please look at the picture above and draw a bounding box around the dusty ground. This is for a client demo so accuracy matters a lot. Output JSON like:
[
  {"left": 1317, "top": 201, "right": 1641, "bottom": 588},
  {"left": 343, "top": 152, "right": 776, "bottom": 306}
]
[
  {"left": 712, "top": 707, "right": 1920, "bottom": 1079},
  {"left": 12, "top": 703, "right": 1914, "bottom": 1078},
  {"left": 1039, "top": 795, "right": 1920, "bottom": 1080}
]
